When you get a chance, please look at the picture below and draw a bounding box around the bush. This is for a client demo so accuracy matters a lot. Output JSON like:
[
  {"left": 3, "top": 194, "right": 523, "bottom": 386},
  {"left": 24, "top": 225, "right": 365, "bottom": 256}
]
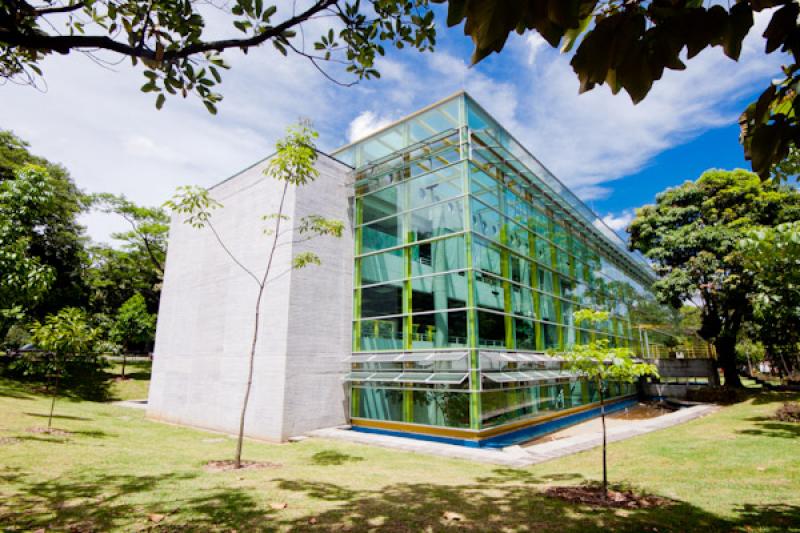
[{"left": 775, "top": 402, "right": 800, "bottom": 423}]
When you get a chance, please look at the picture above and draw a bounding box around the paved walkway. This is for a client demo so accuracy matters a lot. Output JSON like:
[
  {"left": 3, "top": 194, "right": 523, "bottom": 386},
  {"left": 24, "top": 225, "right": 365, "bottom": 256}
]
[{"left": 308, "top": 404, "right": 719, "bottom": 468}]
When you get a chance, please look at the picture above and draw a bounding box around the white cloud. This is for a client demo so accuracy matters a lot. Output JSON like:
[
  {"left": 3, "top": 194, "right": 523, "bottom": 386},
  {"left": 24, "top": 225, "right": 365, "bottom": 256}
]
[
  {"left": 602, "top": 210, "right": 635, "bottom": 232},
  {"left": 0, "top": 7, "right": 785, "bottom": 247},
  {"left": 525, "top": 34, "right": 547, "bottom": 65},
  {"left": 347, "top": 111, "right": 395, "bottom": 143}
]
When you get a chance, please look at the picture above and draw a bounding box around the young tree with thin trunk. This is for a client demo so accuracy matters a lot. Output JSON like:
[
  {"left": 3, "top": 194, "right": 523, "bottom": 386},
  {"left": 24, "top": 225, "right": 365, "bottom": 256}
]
[
  {"left": 28, "top": 307, "right": 97, "bottom": 430},
  {"left": 165, "top": 122, "right": 344, "bottom": 469},
  {"left": 560, "top": 309, "right": 658, "bottom": 500}
]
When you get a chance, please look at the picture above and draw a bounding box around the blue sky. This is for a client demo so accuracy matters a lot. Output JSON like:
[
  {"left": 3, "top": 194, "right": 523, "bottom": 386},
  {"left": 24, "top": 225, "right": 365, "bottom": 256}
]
[{"left": 0, "top": 3, "right": 784, "bottom": 241}]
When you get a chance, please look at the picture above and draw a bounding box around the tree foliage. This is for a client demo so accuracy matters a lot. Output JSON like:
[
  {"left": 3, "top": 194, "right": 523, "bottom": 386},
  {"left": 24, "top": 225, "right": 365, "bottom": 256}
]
[
  {"left": 629, "top": 168, "right": 800, "bottom": 387},
  {"left": 2, "top": 0, "right": 436, "bottom": 113},
  {"left": 434, "top": 0, "right": 800, "bottom": 178},
  {"left": 28, "top": 307, "right": 98, "bottom": 428},
  {"left": 740, "top": 221, "right": 800, "bottom": 375},
  {"left": 0, "top": 131, "right": 89, "bottom": 322},
  {"left": 109, "top": 292, "right": 156, "bottom": 352}
]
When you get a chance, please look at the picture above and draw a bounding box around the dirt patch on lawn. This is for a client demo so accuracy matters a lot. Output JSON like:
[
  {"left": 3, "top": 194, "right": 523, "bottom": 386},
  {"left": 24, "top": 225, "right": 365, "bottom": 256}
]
[
  {"left": 545, "top": 484, "right": 674, "bottom": 509},
  {"left": 25, "top": 427, "right": 72, "bottom": 437},
  {"left": 203, "top": 459, "right": 282, "bottom": 472},
  {"left": 0, "top": 437, "right": 21, "bottom": 445},
  {"left": 775, "top": 402, "right": 800, "bottom": 423}
]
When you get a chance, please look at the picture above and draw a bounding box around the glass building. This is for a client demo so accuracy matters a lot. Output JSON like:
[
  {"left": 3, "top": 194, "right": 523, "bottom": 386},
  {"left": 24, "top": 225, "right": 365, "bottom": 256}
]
[{"left": 333, "top": 92, "right": 656, "bottom": 447}]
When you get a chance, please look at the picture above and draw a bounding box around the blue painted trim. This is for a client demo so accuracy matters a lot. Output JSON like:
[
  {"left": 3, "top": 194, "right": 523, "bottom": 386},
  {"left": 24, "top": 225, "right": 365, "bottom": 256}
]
[
  {"left": 350, "top": 397, "right": 639, "bottom": 448},
  {"left": 479, "top": 398, "right": 638, "bottom": 448},
  {"left": 351, "top": 426, "right": 481, "bottom": 447}
]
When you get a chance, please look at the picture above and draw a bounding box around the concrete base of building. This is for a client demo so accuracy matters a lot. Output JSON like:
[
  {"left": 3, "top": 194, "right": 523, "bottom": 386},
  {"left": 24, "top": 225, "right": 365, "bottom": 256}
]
[{"left": 351, "top": 395, "right": 638, "bottom": 448}]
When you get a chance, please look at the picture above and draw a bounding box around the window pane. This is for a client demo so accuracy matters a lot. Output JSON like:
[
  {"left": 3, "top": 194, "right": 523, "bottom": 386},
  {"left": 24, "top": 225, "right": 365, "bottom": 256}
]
[
  {"left": 473, "top": 238, "right": 502, "bottom": 275},
  {"left": 407, "top": 164, "right": 462, "bottom": 207},
  {"left": 477, "top": 311, "right": 506, "bottom": 348},
  {"left": 360, "top": 248, "right": 404, "bottom": 285},
  {"left": 475, "top": 273, "right": 504, "bottom": 311},
  {"left": 362, "top": 216, "right": 403, "bottom": 253},
  {"left": 361, "top": 183, "right": 403, "bottom": 224},
  {"left": 411, "top": 272, "right": 469, "bottom": 313},
  {"left": 471, "top": 198, "right": 503, "bottom": 241},
  {"left": 408, "top": 199, "right": 464, "bottom": 242},
  {"left": 411, "top": 310, "right": 468, "bottom": 349},
  {"left": 361, "top": 283, "right": 403, "bottom": 318},
  {"left": 539, "top": 293, "right": 556, "bottom": 322},
  {"left": 542, "top": 322, "right": 559, "bottom": 349},
  {"left": 356, "top": 387, "right": 404, "bottom": 422},
  {"left": 514, "top": 317, "right": 536, "bottom": 350},
  {"left": 511, "top": 285, "right": 534, "bottom": 318},
  {"left": 357, "top": 318, "right": 403, "bottom": 351},
  {"left": 469, "top": 166, "right": 501, "bottom": 210},
  {"left": 411, "top": 235, "right": 466, "bottom": 277},
  {"left": 412, "top": 391, "right": 470, "bottom": 428}
]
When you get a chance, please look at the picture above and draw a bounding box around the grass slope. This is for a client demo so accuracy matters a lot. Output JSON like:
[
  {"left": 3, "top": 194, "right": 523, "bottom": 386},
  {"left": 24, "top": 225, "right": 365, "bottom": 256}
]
[{"left": 0, "top": 378, "right": 798, "bottom": 532}]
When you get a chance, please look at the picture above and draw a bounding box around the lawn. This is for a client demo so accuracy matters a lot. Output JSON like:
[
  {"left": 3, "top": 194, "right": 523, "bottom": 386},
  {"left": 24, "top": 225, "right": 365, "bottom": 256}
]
[
  {"left": 0, "top": 377, "right": 798, "bottom": 532},
  {"left": 106, "top": 359, "right": 152, "bottom": 401}
]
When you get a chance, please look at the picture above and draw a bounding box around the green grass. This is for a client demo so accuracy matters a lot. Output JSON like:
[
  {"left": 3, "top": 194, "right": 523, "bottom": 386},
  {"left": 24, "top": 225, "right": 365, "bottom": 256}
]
[
  {"left": 106, "top": 360, "right": 151, "bottom": 401},
  {"left": 1, "top": 378, "right": 798, "bottom": 532}
]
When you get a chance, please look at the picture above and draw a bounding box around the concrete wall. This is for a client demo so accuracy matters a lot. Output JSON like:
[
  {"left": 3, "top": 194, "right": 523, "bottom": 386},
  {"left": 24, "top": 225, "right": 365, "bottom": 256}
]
[
  {"left": 647, "top": 358, "right": 719, "bottom": 383},
  {"left": 147, "top": 153, "right": 352, "bottom": 441}
]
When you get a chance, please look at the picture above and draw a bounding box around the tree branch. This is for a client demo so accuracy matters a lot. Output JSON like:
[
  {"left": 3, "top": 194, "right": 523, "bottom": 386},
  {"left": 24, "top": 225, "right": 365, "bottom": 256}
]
[{"left": 5, "top": 0, "right": 340, "bottom": 61}]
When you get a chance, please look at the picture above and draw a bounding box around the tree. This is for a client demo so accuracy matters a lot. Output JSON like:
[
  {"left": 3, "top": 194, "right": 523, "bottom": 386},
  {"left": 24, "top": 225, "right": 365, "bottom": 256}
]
[
  {"left": 561, "top": 309, "right": 658, "bottom": 500},
  {"left": 771, "top": 143, "right": 800, "bottom": 182},
  {"left": 109, "top": 293, "right": 156, "bottom": 377},
  {"left": 629, "top": 169, "right": 800, "bottom": 387},
  {"left": 2, "top": 0, "right": 436, "bottom": 113},
  {"left": 91, "top": 193, "right": 169, "bottom": 276},
  {"left": 165, "top": 121, "right": 344, "bottom": 469},
  {"left": 433, "top": 0, "right": 800, "bottom": 178},
  {"left": 28, "top": 307, "right": 97, "bottom": 429},
  {"left": 86, "top": 194, "right": 168, "bottom": 315},
  {"left": 0, "top": 132, "right": 89, "bottom": 321},
  {"left": 740, "top": 221, "right": 800, "bottom": 376}
]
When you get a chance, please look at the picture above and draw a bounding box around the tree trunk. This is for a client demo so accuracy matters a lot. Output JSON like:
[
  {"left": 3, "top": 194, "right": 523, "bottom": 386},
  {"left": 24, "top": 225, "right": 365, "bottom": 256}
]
[
  {"left": 599, "top": 380, "right": 607, "bottom": 500},
  {"left": 233, "top": 181, "right": 289, "bottom": 469},
  {"left": 121, "top": 352, "right": 127, "bottom": 379},
  {"left": 48, "top": 370, "right": 60, "bottom": 430},
  {"left": 714, "top": 335, "right": 742, "bottom": 388}
]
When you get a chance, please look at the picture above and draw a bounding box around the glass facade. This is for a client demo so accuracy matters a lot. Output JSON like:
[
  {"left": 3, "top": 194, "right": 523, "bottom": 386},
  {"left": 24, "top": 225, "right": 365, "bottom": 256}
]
[{"left": 335, "top": 94, "right": 657, "bottom": 436}]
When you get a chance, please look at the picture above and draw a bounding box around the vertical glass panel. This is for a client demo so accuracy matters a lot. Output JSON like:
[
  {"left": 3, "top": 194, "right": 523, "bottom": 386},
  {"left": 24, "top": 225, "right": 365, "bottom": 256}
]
[
  {"left": 511, "top": 284, "right": 534, "bottom": 318},
  {"left": 507, "top": 223, "right": 530, "bottom": 256},
  {"left": 514, "top": 317, "right": 536, "bottom": 350},
  {"left": 542, "top": 322, "right": 559, "bottom": 349},
  {"left": 360, "top": 283, "right": 403, "bottom": 318},
  {"left": 539, "top": 269, "right": 555, "bottom": 294},
  {"left": 534, "top": 238, "right": 551, "bottom": 264},
  {"left": 469, "top": 165, "right": 501, "bottom": 210},
  {"left": 361, "top": 183, "right": 403, "bottom": 224},
  {"left": 474, "top": 273, "right": 504, "bottom": 310},
  {"left": 410, "top": 235, "right": 466, "bottom": 277},
  {"left": 356, "top": 387, "right": 404, "bottom": 422},
  {"left": 539, "top": 294, "right": 556, "bottom": 323},
  {"left": 358, "top": 318, "right": 403, "bottom": 351},
  {"left": 473, "top": 238, "right": 502, "bottom": 275},
  {"left": 412, "top": 391, "right": 469, "bottom": 428},
  {"left": 407, "top": 164, "right": 463, "bottom": 208},
  {"left": 555, "top": 249, "right": 570, "bottom": 274},
  {"left": 411, "top": 310, "right": 468, "bottom": 349},
  {"left": 510, "top": 255, "right": 532, "bottom": 285},
  {"left": 360, "top": 248, "right": 404, "bottom": 285},
  {"left": 362, "top": 215, "right": 403, "bottom": 253},
  {"left": 411, "top": 272, "right": 469, "bottom": 313},
  {"left": 470, "top": 198, "right": 503, "bottom": 241},
  {"left": 408, "top": 198, "right": 464, "bottom": 243},
  {"left": 477, "top": 310, "right": 506, "bottom": 348}
]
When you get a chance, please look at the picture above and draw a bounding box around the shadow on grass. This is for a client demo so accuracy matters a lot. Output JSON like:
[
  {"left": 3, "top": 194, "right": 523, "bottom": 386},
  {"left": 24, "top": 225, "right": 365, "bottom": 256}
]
[
  {"left": 310, "top": 450, "right": 364, "bottom": 466},
  {"left": 738, "top": 421, "right": 800, "bottom": 439},
  {"left": 24, "top": 412, "right": 92, "bottom": 421},
  {"left": 0, "top": 470, "right": 199, "bottom": 531},
  {"left": 2, "top": 464, "right": 798, "bottom": 532}
]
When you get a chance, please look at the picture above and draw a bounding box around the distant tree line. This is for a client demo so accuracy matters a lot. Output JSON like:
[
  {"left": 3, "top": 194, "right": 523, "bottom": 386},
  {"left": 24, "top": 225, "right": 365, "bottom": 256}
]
[{"left": 0, "top": 129, "right": 161, "bottom": 380}]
